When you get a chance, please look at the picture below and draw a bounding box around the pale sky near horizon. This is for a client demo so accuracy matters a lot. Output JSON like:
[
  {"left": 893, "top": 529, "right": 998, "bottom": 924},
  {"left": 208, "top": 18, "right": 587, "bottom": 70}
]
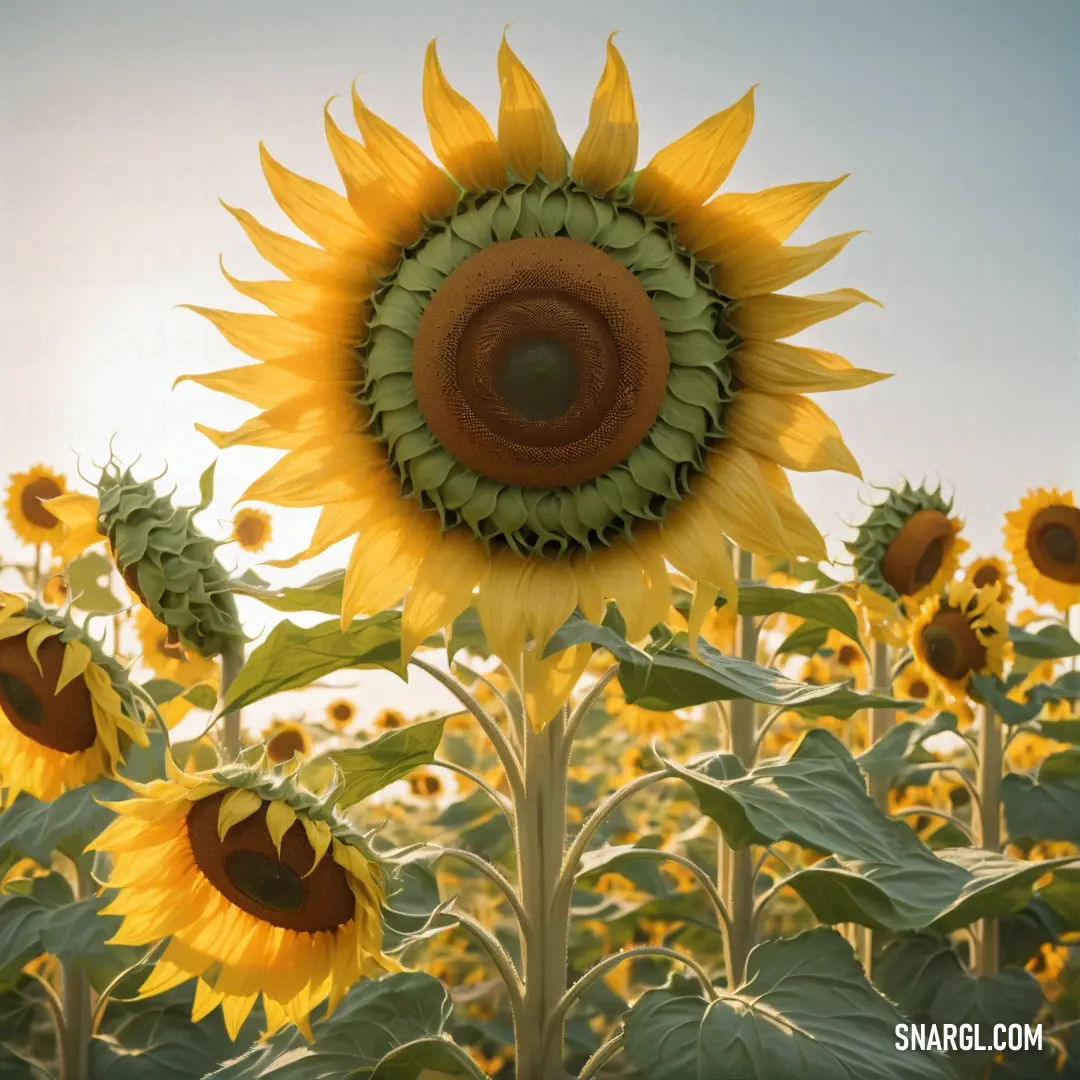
[{"left": 1, "top": 1, "right": 1078, "bottom": 733}]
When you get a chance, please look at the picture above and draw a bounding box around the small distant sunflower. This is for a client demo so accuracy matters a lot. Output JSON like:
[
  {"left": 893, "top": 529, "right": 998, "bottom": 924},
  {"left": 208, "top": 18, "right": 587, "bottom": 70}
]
[
  {"left": 964, "top": 556, "right": 1013, "bottom": 611},
  {"left": 0, "top": 592, "right": 148, "bottom": 801},
  {"left": 4, "top": 466, "right": 67, "bottom": 547},
  {"left": 325, "top": 699, "right": 357, "bottom": 730},
  {"left": 231, "top": 507, "right": 273, "bottom": 553},
  {"left": 825, "top": 629, "right": 867, "bottom": 687},
  {"left": 798, "top": 655, "right": 831, "bottom": 686},
  {"left": 848, "top": 482, "right": 968, "bottom": 608},
  {"left": 263, "top": 719, "right": 313, "bottom": 764},
  {"left": 373, "top": 708, "right": 407, "bottom": 732},
  {"left": 1004, "top": 488, "right": 1080, "bottom": 611},
  {"left": 89, "top": 756, "right": 396, "bottom": 1039},
  {"left": 182, "top": 33, "right": 882, "bottom": 732},
  {"left": 41, "top": 572, "right": 69, "bottom": 609},
  {"left": 891, "top": 661, "right": 944, "bottom": 720},
  {"left": 133, "top": 607, "right": 218, "bottom": 688},
  {"left": 407, "top": 768, "right": 444, "bottom": 797},
  {"left": 909, "top": 580, "right": 1008, "bottom": 704}
]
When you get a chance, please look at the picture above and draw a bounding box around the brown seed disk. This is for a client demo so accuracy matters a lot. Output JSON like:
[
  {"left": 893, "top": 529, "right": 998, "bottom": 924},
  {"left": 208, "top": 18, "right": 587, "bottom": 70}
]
[
  {"left": 881, "top": 509, "right": 954, "bottom": 597},
  {"left": 1028, "top": 505, "right": 1080, "bottom": 584},
  {"left": 0, "top": 633, "right": 97, "bottom": 753},
  {"left": 20, "top": 477, "right": 62, "bottom": 529},
  {"left": 266, "top": 729, "right": 307, "bottom": 764},
  {"left": 908, "top": 678, "right": 930, "bottom": 700},
  {"left": 971, "top": 563, "right": 1002, "bottom": 590},
  {"left": 186, "top": 791, "right": 355, "bottom": 932},
  {"left": 411, "top": 236, "right": 670, "bottom": 488},
  {"left": 835, "top": 644, "right": 860, "bottom": 667},
  {"left": 921, "top": 607, "right": 986, "bottom": 681},
  {"left": 235, "top": 516, "right": 266, "bottom": 548},
  {"left": 330, "top": 703, "right": 353, "bottom": 723}
]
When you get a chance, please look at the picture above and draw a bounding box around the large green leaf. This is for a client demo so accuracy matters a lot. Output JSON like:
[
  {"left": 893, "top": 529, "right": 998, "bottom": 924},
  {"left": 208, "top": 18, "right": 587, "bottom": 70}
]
[
  {"left": 785, "top": 847, "right": 1079, "bottom": 933},
  {"left": 327, "top": 716, "right": 447, "bottom": 810},
  {"left": 873, "top": 934, "right": 966, "bottom": 1021},
  {"left": 1002, "top": 753, "right": 1080, "bottom": 843},
  {"left": 446, "top": 608, "right": 490, "bottom": 664},
  {"left": 541, "top": 609, "right": 644, "bottom": 663},
  {"left": 775, "top": 620, "right": 830, "bottom": 658},
  {"left": 223, "top": 611, "right": 404, "bottom": 712},
  {"left": 856, "top": 714, "right": 956, "bottom": 788},
  {"left": 1037, "top": 867, "right": 1080, "bottom": 928},
  {"left": 971, "top": 672, "right": 1080, "bottom": 726},
  {"left": 231, "top": 570, "right": 346, "bottom": 616},
  {"left": 622, "top": 928, "right": 952, "bottom": 1079},
  {"left": 619, "top": 635, "right": 915, "bottom": 716},
  {"left": 1009, "top": 623, "right": 1080, "bottom": 661},
  {"left": 203, "top": 972, "right": 456, "bottom": 1079},
  {"left": 66, "top": 550, "right": 124, "bottom": 614},
  {"left": 721, "top": 584, "right": 862, "bottom": 646},
  {"left": 370, "top": 1039, "right": 485, "bottom": 1079}
]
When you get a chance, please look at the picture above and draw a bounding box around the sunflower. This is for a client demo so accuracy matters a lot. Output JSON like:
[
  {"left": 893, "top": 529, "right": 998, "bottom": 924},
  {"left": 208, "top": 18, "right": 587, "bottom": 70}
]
[
  {"left": 853, "top": 583, "right": 909, "bottom": 648},
  {"left": 892, "top": 660, "right": 944, "bottom": 720},
  {"left": 232, "top": 507, "right": 273, "bottom": 553},
  {"left": 406, "top": 768, "right": 444, "bottom": 797},
  {"left": 798, "top": 655, "right": 831, "bottom": 686},
  {"left": 847, "top": 482, "right": 969, "bottom": 608},
  {"left": 133, "top": 606, "right": 218, "bottom": 688},
  {"left": 88, "top": 755, "right": 396, "bottom": 1039},
  {"left": 373, "top": 707, "right": 407, "bottom": 732},
  {"left": 325, "top": 698, "right": 357, "bottom": 730},
  {"left": 908, "top": 580, "right": 1008, "bottom": 704},
  {"left": 262, "top": 719, "right": 314, "bottom": 764},
  {"left": 824, "top": 628, "right": 867, "bottom": 687},
  {"left": 181, "top": 33, "right": 881, "bottom": 730},
  {"left": 964, "top": 555, "right": 1013, "bottom": 611},
  {"left": 0, "top": 592, "right": 148, "bottom": 801},
  {"left": 1004, "top": 488, "right": 1080, "bottom": 611},
  {"left": 4, "top": 466, "right": 67, "bottom": 548},
  {"left": 41, "top": 571, "right": 69, "bottom": 609}
]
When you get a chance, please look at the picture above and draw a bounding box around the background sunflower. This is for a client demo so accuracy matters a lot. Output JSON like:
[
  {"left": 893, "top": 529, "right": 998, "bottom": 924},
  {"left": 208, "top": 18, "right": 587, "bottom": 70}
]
[{"left": 4, "top": 466, "right": 67, "bottom": 548}]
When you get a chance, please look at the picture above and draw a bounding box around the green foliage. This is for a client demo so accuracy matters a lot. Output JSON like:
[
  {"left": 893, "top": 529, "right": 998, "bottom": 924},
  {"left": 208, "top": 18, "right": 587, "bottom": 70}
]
[
  {"left": 65, "top": 550, "right": 124, "bottom": 614},
  {"left": 721, "top": 584, "right": 862, "bottom": 648},
  {"left": 230, "top": 570, "right": 346, "bottom": 616}
]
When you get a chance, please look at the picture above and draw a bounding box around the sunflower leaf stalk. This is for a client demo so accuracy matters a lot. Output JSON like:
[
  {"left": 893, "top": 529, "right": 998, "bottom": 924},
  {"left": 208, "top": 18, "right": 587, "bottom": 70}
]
[{"left": 60, "top": 861, "right": 95, "bottom": 1080}]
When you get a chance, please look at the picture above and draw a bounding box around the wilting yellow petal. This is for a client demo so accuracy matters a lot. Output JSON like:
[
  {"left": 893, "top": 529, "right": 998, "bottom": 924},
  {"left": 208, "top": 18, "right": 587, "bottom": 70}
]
[
  {"left": 752, "top": 456, "right": 828, "bottom": 562},
  {"left": 698, "top": 443, "right": 790, "bottom": 558},
  {"left": 267, "top": 500, "right": 369, "bottom": 570},
  {"left": 715, "top": 232, "right": 863, "bottom": 298},
  {"left": 265, "top": 800, "right": 297, "bottom": 857},
  {"left": 497, "top": 33, "right": 566, "bottom": 182},
  {"left": 730, "top": 289, "right": 879, "bottom": 341},
  {"left": 25, "top": 623, "right": 63, "bottom": 676},
  {"left": 523, "top": 559, "right": 579, "bottom": 655},
  {"left": 571, "top": 34, "right": 637, "bottom": 195},
  {"left": 726, "top": 390, "right": 861, "bottom": 477},
  {"left": 634, "top": 86, "right": 755, "bottom": 219},
  {"left": 174, "top": 364, "right": 314, "bottom": 410},
  {"left": 217, "top": 788, "right": 263, "bottom": 841},
  {"left": 401, "top": 531, "right": 485, "bottom": 659},
  {"left": 39, "top": 492, "right": 97, "bottom": 533},
  {"left": 522, "top": 643, "right": 591, "bottom": 733},
  {"left": 731, "top": 340, "right": 890, "bottom": 395},
  {"left": 57, "top": 638, "right": 93, "bottom": 693},
  {"left": 351, "top": 87, "right": 459, "bottom": 221},
  {"left": 300, "top": 818, "right": 332, "bottom": 876},
  {"left": 422, "top": 40, "right": 505, "bottom": 193},
  {"left": 476, "top": 549, "right": 531, "bottom": 662}
]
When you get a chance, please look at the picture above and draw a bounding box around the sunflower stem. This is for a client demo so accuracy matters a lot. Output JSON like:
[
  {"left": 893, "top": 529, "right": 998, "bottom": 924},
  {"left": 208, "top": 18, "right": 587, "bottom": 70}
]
[
  {"left": 219, "top": 642, "right": 245, "bottom": 762},
  {"left": 977, "top": 703, "right": 1002, "bottom": 975},
  {"left": 61, "top": 862, "right": 94, "bottom": 1080}
]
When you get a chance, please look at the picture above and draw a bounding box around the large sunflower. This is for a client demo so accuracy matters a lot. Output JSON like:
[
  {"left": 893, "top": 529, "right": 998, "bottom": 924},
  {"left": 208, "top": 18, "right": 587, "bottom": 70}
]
[
  {"left": 1004, "top": 488, "right": 1080, "bottom": 611},
  {"left": 4, "top": 466, "right": 67, "bottom": 548},
  {"left": 182, "top": 35, "right": 882, "bottom": 724},
  {"left": 0, "top": 592, "right": 148, "bottom": 801},
  {"left": 847, "top": 482, "right": 968, "bottom": 609},
  {"left": 89, "top": 755, "right": 396, "bottom": 1039},
  {"left": 908, "top": 580, "right": 1008, "bottom": 704}
]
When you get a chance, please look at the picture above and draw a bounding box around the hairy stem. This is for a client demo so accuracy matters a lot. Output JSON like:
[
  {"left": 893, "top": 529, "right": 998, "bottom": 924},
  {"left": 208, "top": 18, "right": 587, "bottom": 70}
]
[
  {"left": 61, "top": 862, "right": 94, "bottom": 1080},
  {"left": 977, "top": 703, "right": 1002, "bottom": 975},
  {"left": 561, "top": 665, "right": 619, "bottom": 766},
  {"left": 429, "top": 847, "right": 531, "bottom": 936},
  {"left": 219, "top": 642, "right": 245, "bottom": 762},
  {"left": 576, "top": 1033, "right": 625, "bottom": 1080},
  {"left": 430, "top": 760, "right": 514, "bottom": 825}
]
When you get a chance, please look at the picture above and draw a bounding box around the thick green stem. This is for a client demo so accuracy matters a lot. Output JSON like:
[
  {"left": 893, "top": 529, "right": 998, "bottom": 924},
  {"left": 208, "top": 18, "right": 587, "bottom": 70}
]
[
  {"left": 219, "top": 643, "right": 245, "bottom": 762},
  {"left": 720, "top": 548, "right": 758, "bottom": 987},
  {"left": 516, "top": 709, "right": 572, "bottom": 1080},
  {"left": 61, "top": 863, "right": 94, "bottom": 1080},
  {"left": 977, "top": 704, "right": 1002, "bottom": 975}
]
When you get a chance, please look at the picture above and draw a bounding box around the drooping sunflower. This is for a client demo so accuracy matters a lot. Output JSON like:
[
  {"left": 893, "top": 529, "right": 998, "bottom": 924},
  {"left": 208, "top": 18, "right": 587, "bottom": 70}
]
[
  {"left": 180, "top": 34, "right": 882, "bottom": 728},
  {"left": 263, "top": 719, "right": 313, "bottom": 764},
  {"left": 325, "top": 698, "right": 357, "bottom": 730},
  {"left": 1004, "top": 488, "right": 1080, "bottom": 611},
  {"left": 847, "top": 482, "right": 969, "bottom": 609},
  {"left": 0, "top": 592, "right": 148, "bottom": 801},
  {"left": 231, "top": 507, "right": 273, "bottom": 553},
  {"left": 908, "top": 580, "right": 1008, "bottom": 704},
  {"left": 4, "top": 466, "right": 67, "bottom": 548},
  {"left": 891, "top": 660, "right": 944, "bottom": 720},
  {"left": 89, "top": 755, "right": 396, "bottom": 1039},
  {"left": 964, "top": 555, "right": 1013, "bottom": 611}
]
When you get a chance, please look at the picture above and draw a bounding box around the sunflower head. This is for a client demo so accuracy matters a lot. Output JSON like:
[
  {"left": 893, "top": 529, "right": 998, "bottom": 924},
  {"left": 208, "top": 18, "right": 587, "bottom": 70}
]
[
  {"left": 94, "top": 461, "right": 244, "bottom": 659},
  {"left": 0, "top": 592, "right": 149, "bottom": 801},
  {"left": 181, "top": 34, "right": 880, "bottom": 725},
  {"left": 133, "top": 606, "right": 219, "bottom": 688},
  {"left": 406, "top": 768, "right": 444, "bottom": 798},
  {"left": 798, "top": 654, "right": 832, "bottom": 686},
  {"left": 41, "top": 571, "right": 70, "bottom": 609},
  {"left": 964, "top": 556, "right": 1013, "bottom": 611},
  {"left": 325, "top": 699, "right": 357, "bottom": 730},
  {"left": 263, "top": 719, "right": 313, "bottom": 765},
  {"left": 4, "top": 466, "right": 67, "bottom": 548},
  {"left": 90, "top": 755, "right": 395, "bottom": 1039},
  {"left": 1004, "top": 488, "right": 1080, "bottom": 612},
  {"left": 847, "top": 482, "right": 968, "bottom": 608},
  {"left": 909, "top": 580, "right": 1009, "bottom": 704},
  {"left": 231, "top": 507, "right": 273, "bottom": 553},
  {"left": 373, "top": 708, "right": 407, "bottom": 732},
  {"left": 892, "top": 659, "right": 944, "bottom": 720}
]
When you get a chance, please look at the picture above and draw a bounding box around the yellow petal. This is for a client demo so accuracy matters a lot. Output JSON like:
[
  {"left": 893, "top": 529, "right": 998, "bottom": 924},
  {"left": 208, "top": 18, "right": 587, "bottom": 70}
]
[
  {"left": 726, "top": 390, "right": 861, "bottom": 477},
  {"left": 25, "top": 623, "right": 63, "bottom": 676},
  {"left": 697, "top": 443, "right": 790, "bottom": 558},
  {"left": 57, "top": 638, "right": 93, "bottom": 693},
  {"left": 587, "top": 540, "right": 668, "bottom": 642},
  {"left": 715, "top": 232, "right": 863, "bottom": 299},
  {"left": 301, "top": 818, "right": 332, "bottom": 876},
  {"left": 266, "top": 500, "right": 369, "bottom": 570},
  {"left": 522, "top": 643, "right": 591, "bottom": 734},
  {"left": 39, "top": 492, "right": 98, "bottom": 533},
  {"left": 219, "top": 202, "right": 340, "bottom": 285},
  {"left": 191, "top": 979, "right": 225, "bottom": 1023},
  {"left": 422, "top": 40, "right": 505, "bottom": 193},
  {"left": 181, "top": 306, "right": 328, "bottom": 365},
  {"left": 217, "top": 788, "right": 263, "bottom": 841},
  {"left": 401, "top": 531, "right": 485, "bottom": 659},
  {"left": 730, "top": 288, "right": 879, "bottom": 341},
  {"left": 497, "top": 32, "right": 566, "bottom": 182},
  {"left": 752, "top": 456, "right": 828, "bottom": 562},
  {"left": 174, "top": 364, "right": 314, "bottom": 410},
  {"left": 196, "top": 393, "right": 353, "bottom": 452},
  {"left": 731, "top": 340, "right": 890, "bottom": 395},
  {"left": 523, "top": 558, "right": 579, "bottom": 655},
  {"left": 633, "top": 86, "right": 755, "bottom": 219},
  {"left": 571, "top": 555, "right": 605, "bottom": 625},
  {"left": 239, "top": 443, "right": 368, "bottom": 508},
  {"left": 222, "top": 992, "right": 259, "bottom": 1041},
  {"left": 265, "top": 800, "right": 297, "bottom": 857},
  {"left": 571, "top": 34, "right": 637, "bottom": 195},
  {"left": 351, "top": 87, "right": 459, "bottom": 221},
  {"left": 476, "top": 549, "right": 531, "bottom": 663}
]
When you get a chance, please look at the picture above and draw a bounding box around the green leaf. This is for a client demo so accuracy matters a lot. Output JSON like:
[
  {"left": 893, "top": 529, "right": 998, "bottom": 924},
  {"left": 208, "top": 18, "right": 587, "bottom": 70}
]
[
  {"left": 66, "top": 550, "right": 124, "bottom": 614},
  {"left": 370, "top": 1038, "right": 486, "bottom": 1079},
  {"left": 575, "top": 840, "right": 688, "bottom": 903},
  {"left": 1009, "top": 622, "right": 1080, "bottom": 660},
  {"left": 328, "top": 716, "right": 447, "bottom": 809},
  {"left": 619, "top": 635, "right": 915, "bottom": 716},
  {"left": 1037, "top": 868, "right": 1080, "bottom": 929},
  {"left": 622, "top": 928, "right": 952, "bottom": 1079},
  {"left": 223, "top": 611, "right": 404, "bottom": 712},
  {"left": 856, "top": 715, "right": 954, "bottom": 789},
  {"left": 542, "top": 609, "right": 646, "bottom": 662},
  {"left": 183, "top": 683, "right": 218, "bottom": 711},
  {"left": 1002, "top": 763, "right": 1080, "bottom": 843},
  {"left": 873, "top": 934, "right": 966, "bottom": 1021},
  {"left": 446, "top": 608, "right": 489, "bottom": 665},
  {"left": 140, "top": 678, "right": 185, "bottom": 704},
  {"left": 775, "top": 620, "right": 830, "bottom": 658},
  {"left": 196, "top": 460, "right": 217, "bottom": 511},
  {"left": 722, "top": 584, "right": 862, "bottom": 646},
  {"left": 230, "top": 570, "right": 345, "bottom": 616}
]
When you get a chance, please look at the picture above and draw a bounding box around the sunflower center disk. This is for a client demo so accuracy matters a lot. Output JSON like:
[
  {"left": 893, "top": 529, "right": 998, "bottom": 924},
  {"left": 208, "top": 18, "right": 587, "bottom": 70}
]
[
  {"left": 186, "top": 792, "right": 354, "bottom": 932},
  {"left": 881, "top": 509, "right": 954, "bottom": 597},
  {"left": 921, "top": 608, "right": 986, "bottom": 681},
  {"left": 267, "top": 729, "right": 307, "bottom": 763},
  {"left": 971, "top": 564, "right": 1002, "bottom": 590},
  {"left": 412, "top": 237, "right": 670, "bottom": 488},
  {"left": 1029, "top": 507, "right": 1080, "bottom": 583},
  {"left": 20, "top": 477, "right": 62, "bottom": 529},
  {"left": 0, "top": 635, "right": 97, "bottom": 753}
]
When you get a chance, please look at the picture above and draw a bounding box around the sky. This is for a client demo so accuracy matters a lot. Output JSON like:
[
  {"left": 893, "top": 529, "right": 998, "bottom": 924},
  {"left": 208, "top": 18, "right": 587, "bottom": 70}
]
[{"left": 1, "top": 1, "right": 1078, "bottom": 731}]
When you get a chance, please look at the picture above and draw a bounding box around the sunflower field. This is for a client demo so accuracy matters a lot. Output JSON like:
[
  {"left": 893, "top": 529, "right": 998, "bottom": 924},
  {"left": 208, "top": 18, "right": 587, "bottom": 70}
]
[{"left": 2, "top": 27, "right": 1080, "bottom": 1080}]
